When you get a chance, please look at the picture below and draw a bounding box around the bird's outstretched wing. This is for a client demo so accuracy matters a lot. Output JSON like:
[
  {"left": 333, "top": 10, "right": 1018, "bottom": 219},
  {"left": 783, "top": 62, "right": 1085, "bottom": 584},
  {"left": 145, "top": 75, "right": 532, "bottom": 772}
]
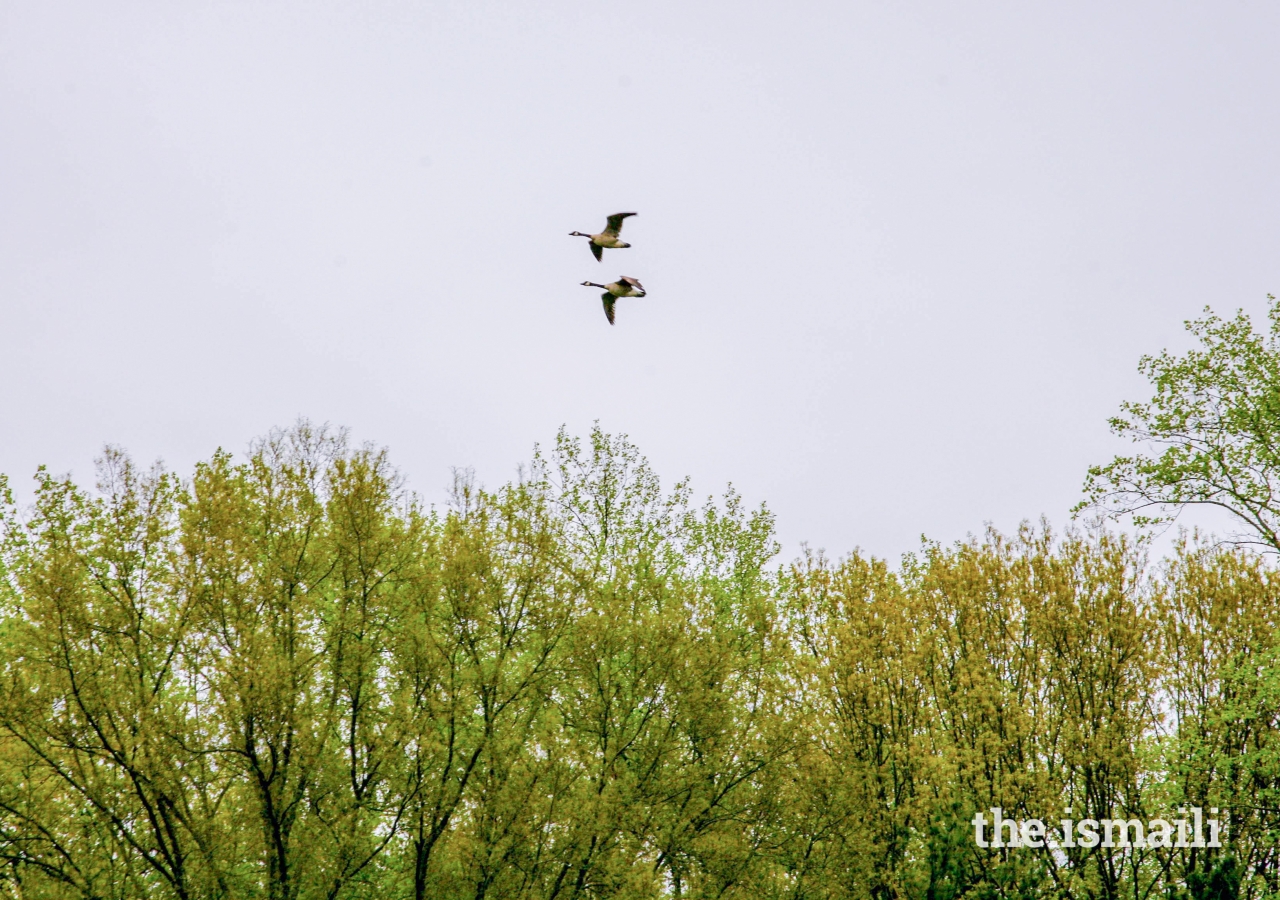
[
  {"left": 590, "top": 241, "right": 603, "bottom": 262},
  {"left": 618, "top": 276, "right": 644, "bottom": 291},
  {"left": 603, "top": 212, "right": 636, "bottom": 236},
  {"left": 602, "top": 293, "right": 616, "bottom": 325}
]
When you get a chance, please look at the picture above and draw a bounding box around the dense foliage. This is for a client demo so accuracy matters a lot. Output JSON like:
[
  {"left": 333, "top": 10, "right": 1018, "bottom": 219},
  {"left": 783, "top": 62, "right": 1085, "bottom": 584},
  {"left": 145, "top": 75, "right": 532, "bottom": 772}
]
[{"left": 1, "top": 421, "right": 1277, "bottom": 900}]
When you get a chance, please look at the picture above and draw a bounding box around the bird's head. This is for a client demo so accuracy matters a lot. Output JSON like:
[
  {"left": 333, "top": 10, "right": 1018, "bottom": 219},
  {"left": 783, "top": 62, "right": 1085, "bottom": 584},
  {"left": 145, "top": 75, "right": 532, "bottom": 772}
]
[{"left": 569, "top": 231, "right": 587, "bottom": 237}]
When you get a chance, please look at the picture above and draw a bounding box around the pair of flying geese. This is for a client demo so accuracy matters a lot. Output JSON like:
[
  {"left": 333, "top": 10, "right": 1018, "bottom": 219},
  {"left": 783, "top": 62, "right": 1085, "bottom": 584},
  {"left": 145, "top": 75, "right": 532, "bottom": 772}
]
[{"left": 570, "top": 211, "right": 644, "bottom": 326}]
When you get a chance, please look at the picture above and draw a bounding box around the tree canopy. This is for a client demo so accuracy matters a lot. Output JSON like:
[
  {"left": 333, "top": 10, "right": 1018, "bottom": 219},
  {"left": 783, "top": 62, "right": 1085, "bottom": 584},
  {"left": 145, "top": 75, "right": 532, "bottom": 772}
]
[
  {"left": 1080, "top": 294, "right": 1280, "bottom": 551},
  {"left": 1, "top": 423, "right": 1277, "bottom": 900}
]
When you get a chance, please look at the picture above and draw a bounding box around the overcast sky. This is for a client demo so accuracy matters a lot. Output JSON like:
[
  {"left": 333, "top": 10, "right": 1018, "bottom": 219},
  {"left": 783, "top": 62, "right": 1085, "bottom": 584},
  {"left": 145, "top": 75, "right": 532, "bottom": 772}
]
[{"left": 2, "top": 1, "right": 1278, "bottom": 560}]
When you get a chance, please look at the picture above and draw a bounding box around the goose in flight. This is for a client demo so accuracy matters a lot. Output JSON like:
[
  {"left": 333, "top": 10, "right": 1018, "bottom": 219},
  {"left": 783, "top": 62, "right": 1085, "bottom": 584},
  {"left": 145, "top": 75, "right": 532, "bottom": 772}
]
[
  {"left": 582, "top": 277, "right": 645, "bottom": 325},
  {"left": 570, "top": 212, "right": 637, "bottom": 262}
]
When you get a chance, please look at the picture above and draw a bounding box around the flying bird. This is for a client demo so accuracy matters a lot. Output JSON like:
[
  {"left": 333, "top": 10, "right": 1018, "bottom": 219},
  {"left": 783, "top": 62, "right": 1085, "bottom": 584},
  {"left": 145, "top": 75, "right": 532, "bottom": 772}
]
[
  {"left": 582, "top": 277, "right": 646, "bottom": 325},
  {"left": 570, "top": 212, "right": 637, "bottom": 262}
]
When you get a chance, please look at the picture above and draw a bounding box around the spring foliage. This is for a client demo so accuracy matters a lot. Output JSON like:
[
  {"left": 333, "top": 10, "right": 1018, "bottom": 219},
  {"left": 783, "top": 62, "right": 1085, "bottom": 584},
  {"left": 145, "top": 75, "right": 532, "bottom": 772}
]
[
  {"left": 1080, "top": 294, "right": 1280, "bottom": 550},
  {"left": 1, "top": 424, "right": 1277, "bottom": 900}
]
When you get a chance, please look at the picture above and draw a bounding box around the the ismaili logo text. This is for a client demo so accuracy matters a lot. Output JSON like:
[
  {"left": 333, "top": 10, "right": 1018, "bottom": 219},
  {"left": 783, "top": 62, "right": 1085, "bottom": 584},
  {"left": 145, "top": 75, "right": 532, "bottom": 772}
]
[{"left": 972, "top": 807, "right": 1224, "bottom": 849}]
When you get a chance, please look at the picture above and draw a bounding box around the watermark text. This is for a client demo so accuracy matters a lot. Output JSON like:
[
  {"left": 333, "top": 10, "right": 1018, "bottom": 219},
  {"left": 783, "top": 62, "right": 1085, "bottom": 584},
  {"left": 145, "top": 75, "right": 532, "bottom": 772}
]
[{"left": 972, "top": 807, "right": 1223, "bottom": 849}]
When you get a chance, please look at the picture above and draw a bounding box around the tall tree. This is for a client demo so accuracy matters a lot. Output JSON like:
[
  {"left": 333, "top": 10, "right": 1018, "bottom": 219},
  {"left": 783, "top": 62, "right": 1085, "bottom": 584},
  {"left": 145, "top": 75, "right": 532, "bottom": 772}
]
[
  {"left": 1080, "top": 295, "right": 1280, "bottom": 551},
  {"left": 0, "top": 452, "right": 232, "bottom": 900}
]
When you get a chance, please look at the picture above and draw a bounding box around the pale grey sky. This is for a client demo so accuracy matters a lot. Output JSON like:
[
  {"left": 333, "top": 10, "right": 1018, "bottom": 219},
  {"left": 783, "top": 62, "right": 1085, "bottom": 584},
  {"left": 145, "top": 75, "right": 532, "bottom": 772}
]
[{"left": 2, "top": 1, "right": 1278, "bottom": 560}]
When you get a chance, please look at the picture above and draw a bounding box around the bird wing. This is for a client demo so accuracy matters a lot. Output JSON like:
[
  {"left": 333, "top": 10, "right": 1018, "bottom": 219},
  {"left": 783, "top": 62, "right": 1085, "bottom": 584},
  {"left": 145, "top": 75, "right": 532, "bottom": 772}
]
[
  {"left": 590, "top": 241, "right": 603, "bottom": 262},
  {"left": 601, "top": 294, "right": 616, "bottom": 325},
  {"left": 603, "top": 212, "right": 636, "bottom": 236},
  {"left": 618, "top": 276, "right": 644, "bottom": 291}
]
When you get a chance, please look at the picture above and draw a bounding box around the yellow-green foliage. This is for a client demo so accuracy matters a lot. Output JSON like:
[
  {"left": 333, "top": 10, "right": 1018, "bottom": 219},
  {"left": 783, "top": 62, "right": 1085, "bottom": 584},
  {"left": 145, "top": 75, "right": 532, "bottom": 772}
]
[{"left": 0, "top": 427, "right": 1276, "bottom": 900}]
